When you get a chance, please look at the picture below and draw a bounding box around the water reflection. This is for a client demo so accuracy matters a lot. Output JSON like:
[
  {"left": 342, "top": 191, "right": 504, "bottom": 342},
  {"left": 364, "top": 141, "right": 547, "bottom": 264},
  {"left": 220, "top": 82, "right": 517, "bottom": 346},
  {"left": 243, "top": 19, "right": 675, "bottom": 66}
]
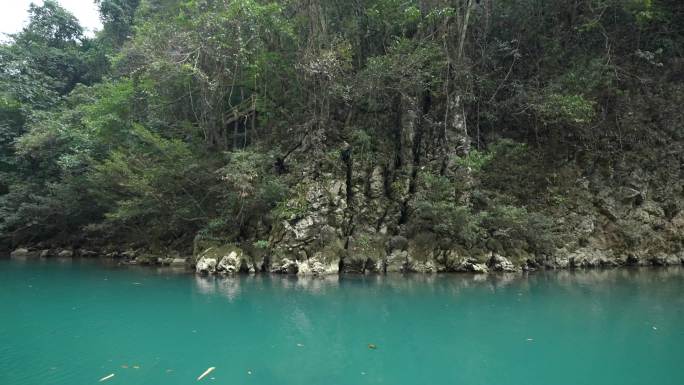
[
  {"left": 189, "top": 267, "right": 684, "bottom": 301},
  {"left": 193, "top": 275, "right": 215, "bottom": 296}
]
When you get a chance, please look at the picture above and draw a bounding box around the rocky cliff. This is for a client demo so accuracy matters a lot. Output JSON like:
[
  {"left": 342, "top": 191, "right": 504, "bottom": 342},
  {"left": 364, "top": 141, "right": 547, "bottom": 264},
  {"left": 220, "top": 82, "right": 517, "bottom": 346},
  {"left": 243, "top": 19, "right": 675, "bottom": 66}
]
[{"left": 189, "top": 136, "right": 683, "bottom": 276}]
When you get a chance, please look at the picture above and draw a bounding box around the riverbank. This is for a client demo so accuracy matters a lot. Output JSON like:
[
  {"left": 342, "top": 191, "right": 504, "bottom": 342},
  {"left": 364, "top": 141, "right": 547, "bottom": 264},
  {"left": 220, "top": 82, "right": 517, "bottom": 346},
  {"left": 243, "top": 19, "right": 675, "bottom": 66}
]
[{"left": 5, "top": 244, "right": 684, "bottom": 276}]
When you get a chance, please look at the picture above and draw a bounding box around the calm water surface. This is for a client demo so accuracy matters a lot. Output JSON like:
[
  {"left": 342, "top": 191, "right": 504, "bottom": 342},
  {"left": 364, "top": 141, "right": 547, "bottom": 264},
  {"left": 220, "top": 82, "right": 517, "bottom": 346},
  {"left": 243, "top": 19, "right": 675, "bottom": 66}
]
[{"left": 1, "top": 258, "right": 683, "bottom": 385}]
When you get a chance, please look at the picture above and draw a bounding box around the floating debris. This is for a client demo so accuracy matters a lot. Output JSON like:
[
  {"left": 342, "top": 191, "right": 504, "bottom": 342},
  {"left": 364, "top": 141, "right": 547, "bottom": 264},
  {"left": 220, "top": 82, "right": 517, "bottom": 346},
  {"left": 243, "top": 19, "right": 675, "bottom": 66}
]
[
  {"left": 247, "top": 370, "right": 252, "bottom": 375},
  {"left": 368, "top": 344, "right": 377, "bottom": 350},
  {"left": 120, "top": 365, "right": 128, "bottom": 369},
  {"left": 132, "top": 365, "right": 140, "bottom": 369},
  {"left": 526, "top": 338, "right": 534, "bottom": 342},
  {"left": 197, "top": 367, "right": 215, "bottom": 381},
  {"left": 133, "top": 282, "right": 142, "bottom": 285},
  {"left": 652, "top": 326, "right": 658, "bottom": 330},
  {"left": 296, "top": 343, "right": 304, "bottom": 347},
  {"left": 98, "top": 373, "right": 115, "bottom": 382},
  {"left": 165, "top": 369, "right": 174, "bottom": 373}
]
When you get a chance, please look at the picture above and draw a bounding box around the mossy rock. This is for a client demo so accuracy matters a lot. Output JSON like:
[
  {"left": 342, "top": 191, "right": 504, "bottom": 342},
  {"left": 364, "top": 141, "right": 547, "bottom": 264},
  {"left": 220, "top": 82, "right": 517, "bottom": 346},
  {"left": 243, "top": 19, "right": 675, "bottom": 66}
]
[
  {"left": 195, "top": 244, "right": 242, "bottom": 260},
  {"left": 317, "top": 238, "right": 346, "bottom": 265},
  {"left": 346, "top": 233, "right": 386, "bottom": 264},
  {"left": 193, "top": 234, "right": 235, "bottom": 257}
]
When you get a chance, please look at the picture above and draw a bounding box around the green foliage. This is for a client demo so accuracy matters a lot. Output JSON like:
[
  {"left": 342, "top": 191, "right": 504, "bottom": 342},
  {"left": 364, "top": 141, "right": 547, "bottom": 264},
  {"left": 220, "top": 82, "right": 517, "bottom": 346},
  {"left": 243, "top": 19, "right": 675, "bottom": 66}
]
[
  {"left": 21, "top": 0, "right": 83, "bottom": 45},
  {"left": 96, "top": 0, "right": 141, "bottom": 46},
  {"left": 212, "top": 150, "right": 289, "bottom": 238},
  {"left": 480, "top": 140, "right": 550, "bottom": 205},
  {"left": 253, "top": 239, "right": 269, "bottom": 249},
  {"left": 360, "top": 38, "right": 444, "bottom": 100},
  {"left": 273, "top": 183, "right": 310, "bottom": 221},
  {"left": 411, "top": 172, "right": 480, "bottom": 247},
  {"left": 0, "top": 0, "right": 680, "bottom": 256},
  {"left": 533, "top": 93, "right": 596, "bottom": 125},
  {"left": 89, "top": 124, "right": 215, "bottom": 243},
  {"left": 454, "top": 150, "right": 494, "bottom": 173}
]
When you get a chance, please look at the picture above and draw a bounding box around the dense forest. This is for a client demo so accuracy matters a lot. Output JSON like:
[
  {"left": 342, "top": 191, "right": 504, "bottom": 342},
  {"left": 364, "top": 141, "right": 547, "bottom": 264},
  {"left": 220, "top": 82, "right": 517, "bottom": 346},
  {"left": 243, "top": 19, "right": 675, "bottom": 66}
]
[{"left": 1, "top": 0, "right": 682, "bottom": 273}]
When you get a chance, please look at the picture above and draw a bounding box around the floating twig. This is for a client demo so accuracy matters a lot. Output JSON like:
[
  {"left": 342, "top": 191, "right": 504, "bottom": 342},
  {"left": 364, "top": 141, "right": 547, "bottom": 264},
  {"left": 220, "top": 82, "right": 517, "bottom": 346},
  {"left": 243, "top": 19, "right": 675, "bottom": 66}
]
[{"left": 197, "top": 367, "right": 215, "bottom": 381}]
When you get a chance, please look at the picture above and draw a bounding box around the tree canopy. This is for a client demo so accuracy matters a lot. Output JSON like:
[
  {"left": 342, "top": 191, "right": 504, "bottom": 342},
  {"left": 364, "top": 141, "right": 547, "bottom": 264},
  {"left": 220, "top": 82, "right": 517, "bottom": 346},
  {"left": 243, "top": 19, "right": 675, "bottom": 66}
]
[{"left": 1, "top": 0, "right": 682, "bottom": 259}]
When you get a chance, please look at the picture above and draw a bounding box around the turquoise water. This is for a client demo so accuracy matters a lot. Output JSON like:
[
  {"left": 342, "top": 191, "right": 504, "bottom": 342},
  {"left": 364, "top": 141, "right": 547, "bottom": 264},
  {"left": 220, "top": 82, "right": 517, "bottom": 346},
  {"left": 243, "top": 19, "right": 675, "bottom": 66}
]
[{"left": 1, "top": 258, "right": 683, "bottom": 385}]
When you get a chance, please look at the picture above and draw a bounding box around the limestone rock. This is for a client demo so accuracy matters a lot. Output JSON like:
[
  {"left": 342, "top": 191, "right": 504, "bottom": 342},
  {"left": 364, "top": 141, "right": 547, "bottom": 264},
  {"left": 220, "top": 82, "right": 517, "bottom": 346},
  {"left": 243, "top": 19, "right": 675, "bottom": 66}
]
[
  {"left": 79, "top": 249, "right": 98, "bottom": 258},
  {"left": 368, "top": 166, "right": 384, "bottom": 198},
  {"left": 455, "top": 258, "right": 489, "bottom": 273},
  {"left": 121, "top": 250, "right": 137, "bottom": 259},
  {"left": 385, "top": 250, "right": 408, "bottom": 273},
  {"left": 487, "top": 254, "right": 518, "bottom": 272},
  {"left": 170, "top": 257, "right": 187, "bottom": 267},
  {"left": 649, "top": 254, "right": 670, "bottom": 266},
  {"left": 271, "top": 258, "right": 298, "bottom": 274},
  {"left": 548, "top": 257, "right": 570, "bottom": 269},
  {"left": 620, "top": 187, "right": 645, "bottom": 205},
  {"left": 411, "top": 260, "right": 436, "bottom": 273},
  {"left": 58, "top": 249, "right": 74, "bottom": 258},
  {"left": 217, "top": 251, "right": 242, "bottom": 274},
  {"left": 665, "top": 255, "right": 682, "bottom": 266},
  {"left": 196, "top": 257, "right": 217, "bottom": 274},
  {"left": 11, "top": 248, "right": 37, "bottom": 258},
  {"left": 596, "top": 198, "right": 619, "bottom": 221},
  {"left": 471, "top": 263, "right": 489, "bottom": 273},
  {"left": 296, "top": 257, "right": 338, "bottom": 276}
]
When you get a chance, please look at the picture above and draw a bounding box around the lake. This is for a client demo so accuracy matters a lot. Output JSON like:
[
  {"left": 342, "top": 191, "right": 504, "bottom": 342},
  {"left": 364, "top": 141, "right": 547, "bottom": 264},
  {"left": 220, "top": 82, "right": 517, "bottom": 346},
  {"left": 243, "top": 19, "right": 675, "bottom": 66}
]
[{"left": 1, "top": 257, "right": 683, "bottom": 385}]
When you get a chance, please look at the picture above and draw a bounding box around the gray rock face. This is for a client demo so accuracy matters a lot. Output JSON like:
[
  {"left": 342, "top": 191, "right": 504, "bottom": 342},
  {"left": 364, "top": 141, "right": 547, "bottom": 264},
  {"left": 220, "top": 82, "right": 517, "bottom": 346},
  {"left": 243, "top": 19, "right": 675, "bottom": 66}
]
[
  {"left": 268, "top": 177, "right": 348, "bottom": 274},
  {"left": 39, "top": 249, "right": 51, "bottom": 258},
  {"left": 455, "top": 258, "right": 489, "bottom": 273},
  {"left": 217, "top": 252, "right": 242, "bottom": 274},
  {"left": 471, "top": 263, "right": 489, "bottom": 274},
  {"left": 170, "top": 257, "right": 187, "bottom": 267},
  {"left": 410, "top": 259, "right": 436, "bottom": 273},
  {"left": 646, "top": 254, "right": 683, "bottom": 266},
  {"left": 161, "top": 257, "right": 188, "bottom": 267},
  {"left": 121, "top": 250, "right": 137, "bottom": 259},
  {"left": 487, "top": 254, "right": 517, "bottom": 272},
  {"left": 620, "top": 187, "right": 644, "bottom": 205},
  {"left": 196, "top": 257, "right": 217, "bottom": 274},
  {"left": 665, "top": 255, "right": 682, "bottom": 266},
  {"left": 10, "top": 248, "right": 37, "bottom": 258},
  {"left": 79, "top": 249, "right": 98, "bottom": 258},
  {"left": 546, "top": 256, "right": 569, "bottom": 269},
  {"left": 625, "top": 254, "right": 639, "bottom": 265},
  {"left": 339, "top": 256, "right": 369, "bottom": 274},
  {"left": 271, "top": 258, "right": 298, "bottom": 274},
  {"left": 369, "top": 166, "right": 385, "bottom": 198},
  {"left": 58, "top": 249, "right": 74, "bottom": 258},
  {"left": 296, "top": 256, "right": 338, "bottom": 276},
  {"left": 385, "top": 250, "right": 408, "bottom": 273},
  {"left": 388, "top": 236, "right": 409, "bottom": 252}
]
